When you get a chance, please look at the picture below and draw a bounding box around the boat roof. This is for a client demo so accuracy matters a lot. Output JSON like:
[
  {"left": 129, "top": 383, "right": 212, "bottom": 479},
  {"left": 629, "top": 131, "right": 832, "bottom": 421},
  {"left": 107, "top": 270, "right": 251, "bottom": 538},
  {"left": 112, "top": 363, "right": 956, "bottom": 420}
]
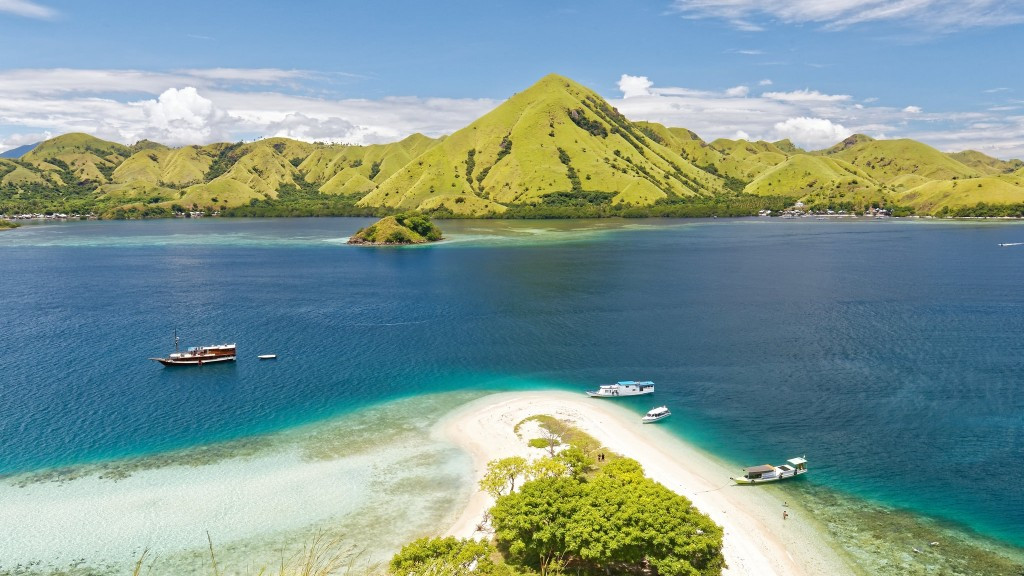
[
  {"left": 646, "top": 406, "right": 669, "bottom": 413},
  {"left": 617, "top": 380, "right": 654, "bottom": 385},
  {"left": 787, "top": 457, "right": 807, "bottom": 465},
  {"left": 744, "top": 464, "right": 775, "bottom": 474}
]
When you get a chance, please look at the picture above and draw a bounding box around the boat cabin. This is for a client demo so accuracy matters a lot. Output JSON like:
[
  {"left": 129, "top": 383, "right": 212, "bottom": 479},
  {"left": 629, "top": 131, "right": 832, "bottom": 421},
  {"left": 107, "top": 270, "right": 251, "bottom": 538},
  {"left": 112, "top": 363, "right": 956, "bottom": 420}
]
[{"left": 742, "top": 464, "right": 777, "bottom": 480}]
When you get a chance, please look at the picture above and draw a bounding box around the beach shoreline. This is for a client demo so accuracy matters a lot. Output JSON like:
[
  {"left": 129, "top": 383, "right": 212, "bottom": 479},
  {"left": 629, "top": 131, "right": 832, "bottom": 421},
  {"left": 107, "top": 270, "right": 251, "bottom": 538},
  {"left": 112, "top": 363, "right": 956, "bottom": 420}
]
[{"left": 436, "top": 391, "right": 856, "bottom": 576}]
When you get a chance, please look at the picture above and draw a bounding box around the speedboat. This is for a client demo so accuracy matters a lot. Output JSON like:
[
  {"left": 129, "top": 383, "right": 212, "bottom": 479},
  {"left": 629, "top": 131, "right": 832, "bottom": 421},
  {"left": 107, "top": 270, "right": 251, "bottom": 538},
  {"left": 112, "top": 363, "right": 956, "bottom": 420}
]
[
  {"left": 586, "top": 380, "right": 655, "bottom": 397},
  {"left": 731, "top": 457, "right": 807, "bottom": 484},
  {"left": 641, "top": 406, "right": 670, "bottom": 423}
]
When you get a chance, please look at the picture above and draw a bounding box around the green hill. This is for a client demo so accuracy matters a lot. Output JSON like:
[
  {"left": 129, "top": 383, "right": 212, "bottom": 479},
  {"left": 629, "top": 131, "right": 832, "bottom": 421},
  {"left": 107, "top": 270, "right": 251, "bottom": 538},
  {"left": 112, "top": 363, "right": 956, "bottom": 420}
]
[
  {"left": 897, "top": 175, "right": 1024, "bottom": 214},
  {"left": 947, "top": 150, "right": 1024, "bottom": 175},
  {"left": 820, "top": 135, "right": 979, "bottom": 183},
  {"left": 360, "top": 74, "right": 725, "bottom": 216},
  {"left": 743, "top": 155, "right": 882, "bottom": 210},
  {"left": 3, "top": 75, "right": 1024, "bottom": 218},
  {"left": 348, "top": 212, "right": 443, "bottom": 244}
]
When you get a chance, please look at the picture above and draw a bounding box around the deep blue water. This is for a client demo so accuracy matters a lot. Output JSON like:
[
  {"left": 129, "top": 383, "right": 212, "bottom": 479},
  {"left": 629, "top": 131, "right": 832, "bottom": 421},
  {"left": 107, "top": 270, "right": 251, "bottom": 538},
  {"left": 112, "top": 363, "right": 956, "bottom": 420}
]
[{"left": 1, "top": 217, "right": 1022, "bottom": 547}]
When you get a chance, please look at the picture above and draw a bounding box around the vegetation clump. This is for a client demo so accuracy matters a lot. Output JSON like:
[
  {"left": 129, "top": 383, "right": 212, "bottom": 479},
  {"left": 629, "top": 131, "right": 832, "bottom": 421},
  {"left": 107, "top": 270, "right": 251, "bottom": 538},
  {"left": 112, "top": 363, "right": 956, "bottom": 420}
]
[
  {"left": 0, "top": 219, "right": 20, "bottom": 229},
  {"left": 348, "top": 212, "right": 443, "bottom": 245},
  {"left": 390, "top": 416, "right": 725, "bottom": 576}
]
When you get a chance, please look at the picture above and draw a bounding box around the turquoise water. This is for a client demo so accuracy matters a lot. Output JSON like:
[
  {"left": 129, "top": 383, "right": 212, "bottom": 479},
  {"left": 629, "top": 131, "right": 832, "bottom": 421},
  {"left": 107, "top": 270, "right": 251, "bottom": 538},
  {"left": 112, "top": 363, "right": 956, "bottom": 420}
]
[{"left": 1, "top": 217, "right": 1022, "bottom": 557}]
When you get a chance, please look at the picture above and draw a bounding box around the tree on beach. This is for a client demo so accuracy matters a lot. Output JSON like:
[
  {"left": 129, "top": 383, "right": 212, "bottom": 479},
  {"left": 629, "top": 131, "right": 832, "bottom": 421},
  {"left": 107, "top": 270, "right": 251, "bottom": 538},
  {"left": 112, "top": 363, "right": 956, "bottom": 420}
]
[
  {"left": 490, "top": 458, "right": 725, "bottom": 576},
  {"left": 479, "top": 456, "right": 530, "bottom": 498},
  {"left": 390, "top": 536, "right": 519, "bottom": 575}
]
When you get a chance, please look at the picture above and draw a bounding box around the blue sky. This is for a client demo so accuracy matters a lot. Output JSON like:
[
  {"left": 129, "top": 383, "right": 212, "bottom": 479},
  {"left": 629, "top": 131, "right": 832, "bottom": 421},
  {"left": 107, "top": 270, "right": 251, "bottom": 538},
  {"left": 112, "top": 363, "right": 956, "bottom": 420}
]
[{"left": 1, "top": 0, "right": 1023, "bottom": 157}]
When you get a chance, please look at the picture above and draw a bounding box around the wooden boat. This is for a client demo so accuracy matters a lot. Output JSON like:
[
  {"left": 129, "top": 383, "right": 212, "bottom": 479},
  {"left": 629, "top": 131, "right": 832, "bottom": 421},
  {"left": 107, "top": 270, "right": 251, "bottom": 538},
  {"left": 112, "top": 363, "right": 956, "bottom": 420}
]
[
  {"left": 731, "top": 457, "right": 807, "bottom": 484},
  {"left": 586, "top": 381, "right": 655, "bottom": 398},
  {"left": 641, "top": 406, "right": 671, "bottom": 423},
  {"left": 151, "top": 331, "right": 236, "bottom": 366}
]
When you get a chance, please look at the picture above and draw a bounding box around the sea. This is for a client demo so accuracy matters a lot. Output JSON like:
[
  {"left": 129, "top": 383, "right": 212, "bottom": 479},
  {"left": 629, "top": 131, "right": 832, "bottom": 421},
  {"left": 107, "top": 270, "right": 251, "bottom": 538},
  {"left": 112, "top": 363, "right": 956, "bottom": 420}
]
[{"left": 0, "top": 217, "right": 1022, "bottom": 575}]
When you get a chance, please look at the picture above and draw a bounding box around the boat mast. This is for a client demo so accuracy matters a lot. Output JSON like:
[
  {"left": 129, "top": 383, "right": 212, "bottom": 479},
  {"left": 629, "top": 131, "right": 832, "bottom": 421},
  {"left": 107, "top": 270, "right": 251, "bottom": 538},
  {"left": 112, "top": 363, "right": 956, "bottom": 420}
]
[{"left": 174, "top": 329, "right": 179, "bottom": 353}]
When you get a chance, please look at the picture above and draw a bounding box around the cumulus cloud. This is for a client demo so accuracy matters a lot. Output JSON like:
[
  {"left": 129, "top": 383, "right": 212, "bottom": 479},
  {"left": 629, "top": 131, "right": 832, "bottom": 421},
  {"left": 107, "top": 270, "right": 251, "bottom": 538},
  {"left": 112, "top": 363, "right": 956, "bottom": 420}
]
[
  {"left": 725, "top": 85, "right": 750, "bottom": 97},
  {"left": 0, "top": 0, "right": 56, "bottom": 19},
  {"left": 773, "top": 117, "right": 852, "bottom": 149},
  {"left": 618, "top": 74, "right": 654, "bottom": 98},
  {"left": 610, "top": 74, "right": 1024, "bottom": 158},
  {"left": 133, "top": 87, "right": 229, "bottom": 145},
  {"left": 670, "top": 0, "right": 1024, "bottom": 31},
  {"left": 903, "top": 105, "right": 922, "bottom": 113},
  {"left": 265, "top": 112, "right": 363, "bottom": 143},
  {"left": 0, "top": 130, "right": 51, "bottom": 154},
  {"left": 0, "top": 67, "right": 500, "bottom": 148},
  {"left": 759, "top": 79, "right": 773, "bottom": 86}
]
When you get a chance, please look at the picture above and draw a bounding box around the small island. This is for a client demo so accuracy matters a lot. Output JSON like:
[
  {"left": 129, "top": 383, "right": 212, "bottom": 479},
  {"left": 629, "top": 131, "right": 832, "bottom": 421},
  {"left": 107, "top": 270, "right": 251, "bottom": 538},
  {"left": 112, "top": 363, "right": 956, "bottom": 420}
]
[
  {"left": 348, "top": 212, "right": 443, "bottom": 245},
  {"left": 0, "top": 219, "right": 21, "bottom": 230}
]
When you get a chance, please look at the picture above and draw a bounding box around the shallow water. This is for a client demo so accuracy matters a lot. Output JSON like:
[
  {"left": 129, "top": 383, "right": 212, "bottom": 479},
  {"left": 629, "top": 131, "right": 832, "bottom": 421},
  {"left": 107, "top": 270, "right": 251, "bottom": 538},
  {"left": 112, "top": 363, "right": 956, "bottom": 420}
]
[{"left": 1, "top": 217, "right": 1022, "bottom": 572}]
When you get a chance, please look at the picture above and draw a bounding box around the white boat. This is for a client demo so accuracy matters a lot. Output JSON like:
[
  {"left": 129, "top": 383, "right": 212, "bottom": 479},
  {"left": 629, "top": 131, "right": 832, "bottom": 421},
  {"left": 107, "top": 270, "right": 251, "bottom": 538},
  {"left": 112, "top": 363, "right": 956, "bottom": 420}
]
[
  {"left": 731, "top": 457, "right": 807, "bottom": 484},
  {"left": 258, "top": 354, "right": 277, "bottom": 360},
  {"left": 586, "top": 380, "right": 655, "bottom": 398},
  {"left": 641, "top": 406, "right": 670, "bottom": 423}
]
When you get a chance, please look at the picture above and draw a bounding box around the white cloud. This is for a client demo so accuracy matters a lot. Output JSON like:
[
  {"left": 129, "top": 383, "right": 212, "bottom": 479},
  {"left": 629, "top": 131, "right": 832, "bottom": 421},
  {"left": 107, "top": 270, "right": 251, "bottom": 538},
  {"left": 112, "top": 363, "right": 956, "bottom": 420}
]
[
  {"left": 618, "top": 74, "right": 654, "bottom": 98},
  {"left": 734, "top": 130, "right": 751, "bottom": 140},
  {"left": 610, "top": 74, "right": 1024, "bottom": 158},
  {"left": 903, "top": 105, "right": 922, "bottom": 114},
  {"left": 773, "top": 117, "right": 853, "bottom": 149},
  {"left": 133, "top": 87, "right": 229, "bottom": 145},
  {"left": 670, "top": 0, "right": 1024, "bottom": 31},
  {"left": 759, "top": 79, "right": 773, "bottom": 86},
  {"left": 725, "top": 85, "right": 750, "bottom": 97},
  {"left": 265, "top": 113, "right": 361, "bottom": 143},
  {"left": 0, "top": 0, "right": 56, "bottom": 19},
  {"left": 0, "top": 68, "right": 500, "bottom": 148},
  {"left": 763, "top": 89, "right": 852, "bottom": 102},
  {"left": 0, "top": 131, "right": 51, "bottom": 154}
]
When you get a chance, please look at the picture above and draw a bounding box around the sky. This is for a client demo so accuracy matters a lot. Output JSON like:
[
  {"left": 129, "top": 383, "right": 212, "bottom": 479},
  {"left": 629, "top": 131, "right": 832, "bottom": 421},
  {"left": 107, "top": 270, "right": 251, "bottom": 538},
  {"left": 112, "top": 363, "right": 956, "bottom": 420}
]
[{"left": 1, "top": 0, "right": 1023, "bottom": 158}]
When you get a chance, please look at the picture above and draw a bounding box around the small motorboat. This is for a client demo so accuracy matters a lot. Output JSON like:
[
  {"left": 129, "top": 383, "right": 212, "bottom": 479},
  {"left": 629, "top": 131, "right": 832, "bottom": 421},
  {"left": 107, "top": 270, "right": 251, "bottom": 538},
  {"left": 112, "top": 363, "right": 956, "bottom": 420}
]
[
  {"left": 258, "top": 354, "right": 277, "bottom": 360},
  {"left": 731, "top": 457, "right": 807, "bottom": 484},
  {"left": 642, "top": 406, "right": 671, "bottom": 423}
]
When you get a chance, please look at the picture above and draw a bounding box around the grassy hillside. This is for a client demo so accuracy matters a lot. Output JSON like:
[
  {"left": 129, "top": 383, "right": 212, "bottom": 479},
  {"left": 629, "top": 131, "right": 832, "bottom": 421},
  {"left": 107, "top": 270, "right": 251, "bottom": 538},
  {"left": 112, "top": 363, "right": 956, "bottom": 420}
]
[
  {"left": 948, "top": 150, "right": 1024, "bottom": 175},
  {"left": 820, "top": 135, "right": 980, "bottom": 183},
  {"left": 361, "top": 74, "right": 726, "bottom": 216},
  {"left": 3, "top": 75, "right": 1024, "bottom": 218},
  {"left": 896, "top": 175, "right": 1024, "bottom": 214},
  {"left": 744, "top": 154, "right": 883, "bottom": 210}
]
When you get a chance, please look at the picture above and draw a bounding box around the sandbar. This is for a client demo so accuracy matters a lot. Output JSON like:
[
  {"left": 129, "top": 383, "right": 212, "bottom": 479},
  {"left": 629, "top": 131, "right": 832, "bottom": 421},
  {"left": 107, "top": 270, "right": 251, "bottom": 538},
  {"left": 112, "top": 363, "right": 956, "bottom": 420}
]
[{"left": 437, "top": 391, "right": 855, "bottom": 576}]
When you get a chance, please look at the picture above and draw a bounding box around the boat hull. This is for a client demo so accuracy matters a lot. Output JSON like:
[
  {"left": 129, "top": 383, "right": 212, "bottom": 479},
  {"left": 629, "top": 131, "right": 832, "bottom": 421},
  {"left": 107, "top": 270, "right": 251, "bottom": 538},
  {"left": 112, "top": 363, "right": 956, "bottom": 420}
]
[
  {"left": 731, "top": 469, "right": 807, "bottom": 485},
  {"left": 586, "top": 380, "right": 656, "bottom": 397},
  {"left": 154, "top": 355, "right": 236, "bottom": 366},
  {"left": 641, "top": 414, "right": 670, "bottom": 423},
  {"left": 586, "top": 389, "right": 655, "bottom": 398}
]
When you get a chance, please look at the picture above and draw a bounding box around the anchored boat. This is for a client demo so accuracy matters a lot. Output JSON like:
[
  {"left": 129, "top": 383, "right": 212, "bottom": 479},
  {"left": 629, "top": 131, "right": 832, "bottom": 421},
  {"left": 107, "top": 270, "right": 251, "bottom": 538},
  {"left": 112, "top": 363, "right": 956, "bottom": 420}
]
[
  {"left": 641, "top": 406, "right": 671, "bottom": 423},
  {"left": 731, "top": 457, "right": 807, "bottom": 484},
  {"left": 151, "top": 331, "right": 236, "bottom": 367},
  {"left": 586, "top": 380, "right": 655, "bottom": 398}
]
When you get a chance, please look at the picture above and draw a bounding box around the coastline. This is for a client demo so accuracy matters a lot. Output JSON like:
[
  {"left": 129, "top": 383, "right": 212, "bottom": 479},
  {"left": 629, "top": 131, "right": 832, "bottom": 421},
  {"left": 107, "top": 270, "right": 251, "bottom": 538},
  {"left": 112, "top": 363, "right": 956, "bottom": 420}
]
[{"left": 436, "top": 391, "right": 856, "bottom": 576}]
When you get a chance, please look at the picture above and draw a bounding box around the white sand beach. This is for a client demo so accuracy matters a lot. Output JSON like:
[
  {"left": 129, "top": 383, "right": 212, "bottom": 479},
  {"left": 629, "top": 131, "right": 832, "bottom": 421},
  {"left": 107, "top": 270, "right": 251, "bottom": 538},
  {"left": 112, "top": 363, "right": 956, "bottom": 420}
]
[{"left": 438, "top": 391, "right": 855, "bottom": 576}]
